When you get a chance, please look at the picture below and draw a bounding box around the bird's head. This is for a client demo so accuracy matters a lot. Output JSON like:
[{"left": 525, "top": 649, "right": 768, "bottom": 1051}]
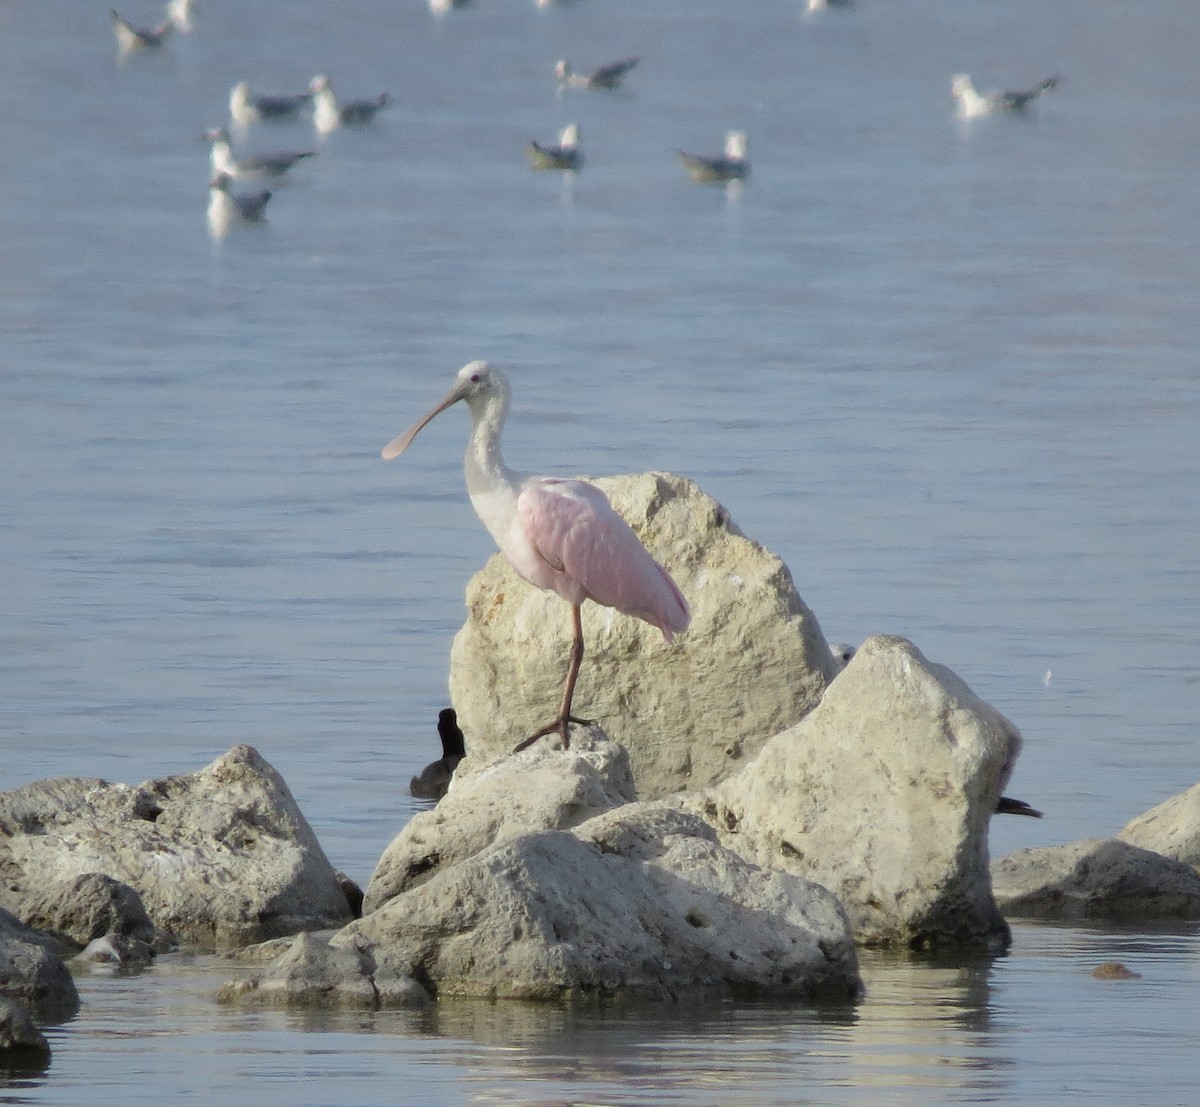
[
  {"left": 309, "top": 74, "right": 332, "bottom": 93},
  {"left": 381, "top": 360, "right": 508, "bottom": 460},
  {"left": 554, "top": 60, "right": 570, "bottom": 80},
  {"left": 951, "top": 74, "right": 974, "bottom": 97}
]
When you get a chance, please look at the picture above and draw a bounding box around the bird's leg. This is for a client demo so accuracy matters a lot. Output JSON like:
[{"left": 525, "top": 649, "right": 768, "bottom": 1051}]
[{"left": 513, "top": 604, "right": 586, "bottom": 753}]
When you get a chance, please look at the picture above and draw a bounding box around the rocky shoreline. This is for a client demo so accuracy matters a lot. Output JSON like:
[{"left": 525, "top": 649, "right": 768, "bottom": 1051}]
[{"left": 5, "top": 474, "right": 1200, "bottom": 1067}]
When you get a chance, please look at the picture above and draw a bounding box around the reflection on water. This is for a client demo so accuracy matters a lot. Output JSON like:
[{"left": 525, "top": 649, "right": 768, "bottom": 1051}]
[{"left": 14, "top": 922, "right": 1194, "bottom": 1105}]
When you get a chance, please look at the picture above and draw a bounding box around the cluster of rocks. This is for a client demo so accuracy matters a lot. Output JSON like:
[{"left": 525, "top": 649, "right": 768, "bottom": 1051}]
[{"left": 6, "top": 472, "right": 1200, "bottom": 1060}]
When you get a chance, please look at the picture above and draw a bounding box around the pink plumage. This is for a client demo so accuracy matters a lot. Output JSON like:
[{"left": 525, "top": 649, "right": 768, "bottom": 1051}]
[{"left": 382, "top": 360, "right": 690, "bottom": 750}]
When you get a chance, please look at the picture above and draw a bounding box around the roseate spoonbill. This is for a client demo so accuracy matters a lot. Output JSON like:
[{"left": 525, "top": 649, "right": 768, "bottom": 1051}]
[
  {"left": 555, "top": 56, "right": 641, "bottom": 91},
  {"left": 678, "top": 131, "right": 749, "bottom": 183},
  {"left": 229, "top": 81, "right": 314, "bottom": 126},
  {"left": 952, "top": 73, "right": 1059, "bottom": 119},
  {"left": 381, "top": 361, "right": 690, "bottom": 751},
  {"left": 527, "top": 124, "right": 583, "bottom": 171},
  {"left": 409, "top": 708, "right": 467, "bottom": 800},
  {"left": 203, "top": 128, "right": 316, "bottom": 180},
  {"left": 309, "top": 75, "right": 390, "bottom": 134}
]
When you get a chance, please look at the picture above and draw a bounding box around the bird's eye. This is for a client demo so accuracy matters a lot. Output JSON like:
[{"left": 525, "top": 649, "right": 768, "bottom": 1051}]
[{"left": 469, "top": 372, "right": 481, "bottom": 382}]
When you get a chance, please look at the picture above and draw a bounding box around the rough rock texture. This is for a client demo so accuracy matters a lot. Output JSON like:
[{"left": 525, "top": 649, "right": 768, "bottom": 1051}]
[
  {"left": 0, "top": 746, "right": 353, "bottom": 949},
  {"left": 688, "top": 635, "right": 1024, "bottom": 948},
  {"left": 991, "top": 839, "right": 1200, "bottom": 920},
  {"left": 363, "top": 726, "right": 635, "bottom": 913},
  {"left": 0, "top": 909, "right": 79, "bottom": 1024},
  {"left": 225, "top": 804, "right": 861, "bottom": 1007},
  {"left": 448, "top": 472, "right": 839, "bottom": 799},
  {"left": 20, "top": 873, "right": 166, "bottom": 952},
  {"left": 1118, "top": 782, "right": 1200, "bottom": 870},
  {"left": 218, "top": 931, "right": 430, "bottom": 1010},
  {"left": 0, "top": 997, "right": 51, "bottom": 1071}
]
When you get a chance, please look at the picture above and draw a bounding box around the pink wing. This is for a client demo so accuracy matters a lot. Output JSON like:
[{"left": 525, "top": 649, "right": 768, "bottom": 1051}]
[{"left": 517, "top": 478, "right": 690, "bottom": 640}]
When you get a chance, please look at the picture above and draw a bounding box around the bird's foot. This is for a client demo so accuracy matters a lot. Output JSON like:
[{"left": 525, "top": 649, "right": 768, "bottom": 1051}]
[{"left": 512, "top": 714, "right": 592, "bottom": 754}]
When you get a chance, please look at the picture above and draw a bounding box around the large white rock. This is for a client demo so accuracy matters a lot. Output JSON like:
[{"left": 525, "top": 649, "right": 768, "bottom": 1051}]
[
  {"left": 226, "top": 804, "right": 862, "bottom": 1006},
  {"left": 0, "top": 746, "right": 354, "bottom": 949},
  {"left": 688, "top": 635, "right": 1024, "bottom": 947},
  {"left": 363, "top": 726, "right": 635, "bottom": 913},
  {"left": 448, "top": 472, "right": 839, "bottom": 799},
  {"left": 991, "top": 839, "right": 1200, "bottom": 919},
  {"left": 1118, "top": 781, "right": 1200, "bottom": 869}
]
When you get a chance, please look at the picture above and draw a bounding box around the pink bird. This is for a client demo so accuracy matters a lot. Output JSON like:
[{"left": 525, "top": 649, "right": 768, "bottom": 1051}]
[{"left": 382, "top": 360, "right": 690, "bottom": 751}]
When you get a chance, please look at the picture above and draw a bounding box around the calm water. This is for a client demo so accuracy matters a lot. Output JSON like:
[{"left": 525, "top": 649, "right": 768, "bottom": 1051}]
[{"left": 2, "top": 0, "right": 1199, "bottom": 1101}]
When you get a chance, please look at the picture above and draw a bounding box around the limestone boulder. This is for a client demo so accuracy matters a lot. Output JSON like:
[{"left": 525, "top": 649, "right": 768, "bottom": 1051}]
[
  {"left": 0, "top": 909, "right": 79, "bottom": 1024},
  {"left": 448, "top": 472, "right": 839, "bottom": 799},
  {"left": 0, "top": 746, "right": 353, "bottom": 949},
  {"left": 364, "top": 726, "right": 634, "bottom": 913},
  {"left": 688, "top": 635, "right": 1024, "bottom": 948},
  {"left": 1117, "top": 782, "right": 1200, "bottom": 870},
  {"left": 991, "top": 839, "right": 1200, "bottom": 920},
  {"left": 225, "top": 804, "right": 861, "bottom": 1007}
]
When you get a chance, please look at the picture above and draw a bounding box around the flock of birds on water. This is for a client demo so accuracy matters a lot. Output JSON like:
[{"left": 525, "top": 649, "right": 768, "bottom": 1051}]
[
  {"left": 111, "top": 0, "right": 1058, "bottom": 241},
  {"left": 110, "top": 0, "right": 1056, "bottom": 805}
]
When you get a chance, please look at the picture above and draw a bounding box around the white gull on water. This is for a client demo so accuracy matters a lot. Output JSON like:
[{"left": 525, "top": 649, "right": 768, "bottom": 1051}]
[
  {"left": 678, "top": 130, "right": 749, "bottom": 182},
  {"left": 952, "top": 73, "right": 1059, "bottom": 118},
  {"left": 228, "top": 81, "right": 314, "bottom": 126},
  {"left": 309, "top": 75, "right": 391, "bottom": 134},
  {"left": 203, "top": 128, "right": 316, "bottom": 180},
  {"left": 527, "top": 123, "right": 583, "bottom": 171},
  {"left": 207, "top": 172, "right": 271, "bottom": 238}
]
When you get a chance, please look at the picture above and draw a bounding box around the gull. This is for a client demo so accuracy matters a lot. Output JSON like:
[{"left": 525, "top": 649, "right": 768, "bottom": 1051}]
[
  {"left": 309, "top": 75, "right": 390, "bottom": 134},
  {"left": 952, "top": 73, "right": 1059, "bottom": 119},
  {"left": 110, "top": 8, "right": 172, "bottom": 51},
  {"left": 203, "top": 127, "right": 316, "bottom": 180},
  {"left": 527, "top": 123, "right": 583, "bottom": 171},
  {"left": 229, "top": 81, "right": 314, "bottom": 126},
  {"left": 381, "top": 361, "right": 689, "bottom": 750},
  {"left": 207, "top": 172, "right": 271, "bottom": 237},
  {"left": 555, "top": 56, "right": 640, "bottom": 91},
  {"left": 678, "top": 130, "right": 749, "bottom": 183},
  {"left": 166, "top": 0, "right": 196, "bottom": 32}
]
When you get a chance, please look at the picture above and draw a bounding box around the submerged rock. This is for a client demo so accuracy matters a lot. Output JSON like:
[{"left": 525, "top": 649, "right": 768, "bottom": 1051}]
[
  {"left": 991, "top": 838, "right": 1200, "bottom": 920},
  {"left": 0, "top": 745, "right": 353, "bottom": 949},
  {"left": 0, "top": 997, "right": 51, "bottom": 1072},
  {"left": 690, "top": 635, "right": 1025, "bottom": 948},
  {"left": 448, "top": 472, "right": 839, "bottom": 799}
]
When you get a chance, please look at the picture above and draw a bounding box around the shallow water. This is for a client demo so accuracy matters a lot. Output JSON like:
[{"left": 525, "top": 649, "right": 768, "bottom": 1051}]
[{"left": 2, "top": 0, "right": 1200, "bottom": 1101}]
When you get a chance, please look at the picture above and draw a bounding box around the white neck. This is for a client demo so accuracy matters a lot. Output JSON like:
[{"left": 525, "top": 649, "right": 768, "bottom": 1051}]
[{"left": 462, "top": 387, "right": 522, "bottom": 548}]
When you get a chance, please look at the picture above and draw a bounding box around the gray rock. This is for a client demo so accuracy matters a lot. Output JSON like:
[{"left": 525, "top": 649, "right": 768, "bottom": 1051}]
[
  {"left": 20, "top": 872, "right": 168, "bottom": 953},
  {"left": 448, "top": 472, "right": 839, "bottom": 799},
  {"left": 1118, "top": 781, "right": 1200, "bottom": 870},
  {"left": 0, "top": 909, "right": 79, "bottom": 1024},
  {"left": 0, "top": 745, "right": 353, "bottom": 949},
  {"left": 364, "top": 725, "right": 634, "bottom": 913},
  {"left": 217, "top": 931, "right": 430, "bottom": 1010},
  {"left": 991, "top": 838, "right": 1200, "bottom": 920},
  {"left": 0, "top": 997, "right": 50, "bottom": 1071},
  {"left": 228, "top": 804, "right": 861, "bottom": 1006},
  {"left": 690, "top": 635, "right": 1025, "bottom": 948}
]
